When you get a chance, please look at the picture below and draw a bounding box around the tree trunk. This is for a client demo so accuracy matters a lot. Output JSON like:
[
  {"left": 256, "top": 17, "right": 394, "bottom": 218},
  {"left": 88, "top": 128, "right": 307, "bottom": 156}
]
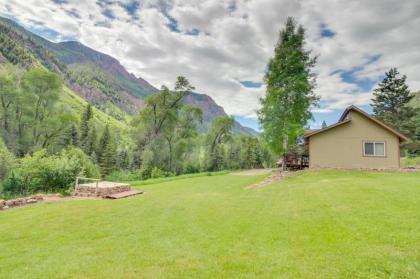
[
  {"left": 167, "top": 136, "right": 173, "bottom": 171},
  {"left": 282, "top": 136, "right": 288, "bottom": 171}
]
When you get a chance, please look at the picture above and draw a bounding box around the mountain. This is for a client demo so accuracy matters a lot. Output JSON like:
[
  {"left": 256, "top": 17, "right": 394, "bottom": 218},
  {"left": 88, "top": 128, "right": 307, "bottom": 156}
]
[{"left": 0, "top": 16, "right": 257, "bottom": 136}]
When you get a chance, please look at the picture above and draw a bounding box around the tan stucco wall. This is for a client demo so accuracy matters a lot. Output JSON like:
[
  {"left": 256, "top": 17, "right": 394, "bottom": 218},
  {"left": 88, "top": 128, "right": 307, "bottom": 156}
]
[{"left": 309, "top": 111, "right": 400, "bottom": 169}]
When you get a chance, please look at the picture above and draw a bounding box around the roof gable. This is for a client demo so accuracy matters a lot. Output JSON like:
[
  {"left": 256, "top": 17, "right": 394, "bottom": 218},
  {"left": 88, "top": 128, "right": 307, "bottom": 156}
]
[{"left": 305, "top": 105, "right": 409, "bottom": 141}]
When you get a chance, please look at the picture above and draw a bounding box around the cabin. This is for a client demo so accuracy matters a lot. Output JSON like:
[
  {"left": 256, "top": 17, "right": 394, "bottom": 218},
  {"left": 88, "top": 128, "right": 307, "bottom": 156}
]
[{"left": 304, "top": 105, "right": 408, "bottom": 169}]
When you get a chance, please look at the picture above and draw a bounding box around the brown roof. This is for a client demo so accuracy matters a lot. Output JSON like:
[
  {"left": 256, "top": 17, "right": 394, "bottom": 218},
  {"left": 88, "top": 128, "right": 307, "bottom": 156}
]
[
  {"left": 304, "top": 105, "right": 409, "bottom": 141},
  {"left": 304, "top": 119, "right": 351, "bottom": 138}
]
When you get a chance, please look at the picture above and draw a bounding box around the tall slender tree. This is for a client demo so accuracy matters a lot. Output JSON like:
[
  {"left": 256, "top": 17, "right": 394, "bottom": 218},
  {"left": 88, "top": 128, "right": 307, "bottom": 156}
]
[
  {"left": 79, "top": 104, "right": 93, "bottom": 152},
  {"left": 372, "top": 68, "right": 415, "bottom": 137},
  {"left": 258, "top": 17, "right": 318, "bottom": 170}
]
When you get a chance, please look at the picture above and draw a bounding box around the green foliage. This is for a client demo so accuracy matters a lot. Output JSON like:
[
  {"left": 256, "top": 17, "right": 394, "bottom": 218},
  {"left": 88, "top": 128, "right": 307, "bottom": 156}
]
[
  {"left": 401, "top": 156, "right": 420, "bottom": 167},
  {"left": 79, "top": 104, "right": 93, "bottom": 151},
  {"left": 98, "top": 124, "right": 117, "bottom": 177},
  {"left": 259, "top": 17, "right": 318, "bottom": 158},
  {"left": 0, "top": 64, "right": 76, "bottom": 155},
  {"left": 0, "top": 26, "right": 34, "bottom": 66},
  {"left": 372, "top": 68, "right": 419, "bottom": 156},
  {"left": 2, "top": 147, "right": 99, "bottom": 195},
  {"left": 372, "top": 68, "right": 416, "bottom": 137},
  {"left": 206, "top": 115, "right": 234, "bottom": 171},
  {"left": 0, "top": 137, "right": 15, "bottom": 181}
]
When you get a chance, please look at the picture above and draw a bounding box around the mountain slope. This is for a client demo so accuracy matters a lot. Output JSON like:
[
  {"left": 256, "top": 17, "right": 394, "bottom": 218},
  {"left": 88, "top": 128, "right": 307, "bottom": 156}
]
[{"left": 0, "top": 16, "right": 258, "bottom": 136}]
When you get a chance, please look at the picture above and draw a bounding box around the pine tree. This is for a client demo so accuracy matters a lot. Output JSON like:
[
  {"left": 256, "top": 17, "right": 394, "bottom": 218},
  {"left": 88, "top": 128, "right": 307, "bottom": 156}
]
[
  {"left": 372, "top": 68, "right": 415, "bottom": 136},
  {"left": 97, "top": 124, "right": 110, "bottom": 159},
  {"left": 258, "top": 17, "right": 318, "bottom": 170},
  {"left": 79, "top": 104, "right": 93, "bottom": 152},
  {"left": 98, "top": 124, "right": 116, "bottom": 177},
  {"left": 321, "top": 120, "right": 327, "bottom": 129},
  {"left": 100, "top": 142, "right": 116, "bottom": 177},
  {"left": 87, "top": 122, "right": 97, "bottom": 156}
]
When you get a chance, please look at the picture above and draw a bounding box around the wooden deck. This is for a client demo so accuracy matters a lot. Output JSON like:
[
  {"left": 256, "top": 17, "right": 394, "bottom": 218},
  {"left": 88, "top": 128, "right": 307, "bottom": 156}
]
[
  {"left": 104, "top": 190, "right": 144, "bottom": 199},
  {"left": 277, "top": 155, "right": 309, "bottom": 170}
]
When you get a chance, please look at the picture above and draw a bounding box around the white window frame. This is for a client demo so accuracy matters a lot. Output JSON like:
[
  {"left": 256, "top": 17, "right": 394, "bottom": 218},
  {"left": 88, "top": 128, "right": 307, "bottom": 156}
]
[{"left": 363, "top": 141, "right": 386, "bottom": 157}]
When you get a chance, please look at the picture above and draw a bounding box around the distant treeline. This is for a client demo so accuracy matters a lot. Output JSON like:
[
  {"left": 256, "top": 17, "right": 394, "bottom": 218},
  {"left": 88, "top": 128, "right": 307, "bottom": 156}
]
[{"left": 0, "top": 64, "right": 275, "bottom": 198}]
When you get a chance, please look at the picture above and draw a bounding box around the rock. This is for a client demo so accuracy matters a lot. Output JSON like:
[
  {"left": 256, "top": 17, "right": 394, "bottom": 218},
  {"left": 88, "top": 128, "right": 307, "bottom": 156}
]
[
  {"left": 26, "top": 198, "right": 37, "bottom": 204},
  {"left": 5, "top": 200, "right": 14, "bottom": 207},
  {"left": 3, "top": 205, "right": 9, "bottom": 209},
  {"left": 34, "top": 194, "right": 44, "bottom": 201},
  {"left": 47, "top": 193, "right": 63, "bottom": 198},
  {"left": 0, "top": 199, "right": 5, "bottom": 206},
  {"left": 14, "top": 198, "right": 25, "bottom": 206}
]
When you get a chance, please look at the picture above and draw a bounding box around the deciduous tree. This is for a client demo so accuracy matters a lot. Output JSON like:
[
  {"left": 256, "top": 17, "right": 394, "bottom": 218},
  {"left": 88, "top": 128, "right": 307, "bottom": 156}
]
[{"left": 259, "top": 17, "right": 318, "bottom": 169}]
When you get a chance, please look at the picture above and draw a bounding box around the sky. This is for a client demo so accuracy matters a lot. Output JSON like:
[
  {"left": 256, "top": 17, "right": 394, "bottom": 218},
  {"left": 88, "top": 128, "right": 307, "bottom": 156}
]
[{"left": 1, "top": 0, "right": 420, "bottom": 131}]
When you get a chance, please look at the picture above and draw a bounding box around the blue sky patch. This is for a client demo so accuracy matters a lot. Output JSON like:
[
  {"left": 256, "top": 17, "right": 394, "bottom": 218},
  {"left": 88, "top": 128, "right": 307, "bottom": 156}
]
[
  {"left": 124, "top": 1, "right": 140, "bottom": 15},
  {"left": 234, "top": 115, "right": 260, "bottom": 131},
  {"left": 185, "top": 28, "right": 200, "bottom": 36},
  {"left": 240, "top": 80, "right": 263, "bottom": 88},
  {"left": 52, "top": 0, "right": 67, "bottom": 4},
  {"left": 332, "top": 54, "right": 382, "bottom": 92},
  {"left": 162, "top": 11, "right": 180, "bottom": 33},
  {"left": 102, "top": 9, "right": 115, "bottom": 19},
  {"left": 320, "top": 23, "right": 336, "bottom": 38}
]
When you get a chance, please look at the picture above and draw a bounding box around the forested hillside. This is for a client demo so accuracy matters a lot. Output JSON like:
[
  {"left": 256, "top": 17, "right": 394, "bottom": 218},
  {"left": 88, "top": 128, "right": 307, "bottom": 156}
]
[
  {"left": 0, "top": 17, "right": 271, "bottom": 198},
  {"left": 0, "top": 16, "right": 256, "bottom": 135}
]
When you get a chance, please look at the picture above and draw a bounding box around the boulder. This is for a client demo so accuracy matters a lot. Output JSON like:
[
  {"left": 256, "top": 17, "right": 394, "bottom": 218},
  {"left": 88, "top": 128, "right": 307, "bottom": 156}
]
[
  {"left": 14, "top": 198, "right": 26, "bottom": 206},
  {"left": 26, "top": 198, "right": 37, "bottom": 204},
  {"left": 34, "top": 194, "right": 44, "bottom": 201},
  {"left": 5, "top": 200, "right": 14, "bottom": 207}
]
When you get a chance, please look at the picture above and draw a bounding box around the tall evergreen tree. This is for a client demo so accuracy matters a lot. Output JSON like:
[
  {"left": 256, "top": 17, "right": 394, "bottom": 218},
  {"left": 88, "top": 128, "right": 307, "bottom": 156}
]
[
  {"left": 372, "top": 68, "right": 415, "bottom": 137},
  {"left": 258, "top": 17, "right": 318, "bottom": 170},
  {"left": 87, "top": 122, "right": 97, "bottom": 156},
  {"left": 321, "top": 120, "right": 327, "bottom": 129},
  {"left": 100, "top": 141, "right": 116, "bottom": 177},
  {"left": 79, "top": 104, "right": 93, "bottom": 152},
  {"left": 98, "top": 124, "right": 110, "bottom": 158},
  {"left": 98, "top": 124, "right": 115, "bottom": 176},
  {"left": 62, "top": 124, "right": 78, "bottom": 146}
]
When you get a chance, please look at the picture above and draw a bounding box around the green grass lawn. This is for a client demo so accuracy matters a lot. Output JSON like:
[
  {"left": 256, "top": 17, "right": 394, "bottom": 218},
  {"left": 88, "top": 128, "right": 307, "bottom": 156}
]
[{"left": 1, "top": 170, "right": 420, "bottom": 278}]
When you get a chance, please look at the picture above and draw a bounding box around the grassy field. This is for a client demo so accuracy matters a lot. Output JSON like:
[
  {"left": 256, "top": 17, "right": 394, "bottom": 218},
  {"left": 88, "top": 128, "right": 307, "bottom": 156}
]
[{"left": 1, "top": 170, "right": 420, "bottom": 278}]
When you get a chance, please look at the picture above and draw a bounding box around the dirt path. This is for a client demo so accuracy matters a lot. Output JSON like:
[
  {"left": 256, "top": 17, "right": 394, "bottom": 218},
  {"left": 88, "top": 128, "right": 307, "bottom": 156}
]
[{"left": 246, "top": 171, "right": 296, "bottom": 189}]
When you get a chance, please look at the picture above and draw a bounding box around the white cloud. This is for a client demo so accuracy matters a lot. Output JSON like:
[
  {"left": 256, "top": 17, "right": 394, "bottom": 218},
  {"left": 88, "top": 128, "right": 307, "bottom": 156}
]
[{"left": 1, "top": 0, "right": 420, "bottom": 118}]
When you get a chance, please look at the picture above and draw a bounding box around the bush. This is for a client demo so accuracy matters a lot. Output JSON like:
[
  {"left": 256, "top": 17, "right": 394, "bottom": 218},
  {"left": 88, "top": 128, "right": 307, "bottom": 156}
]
[
  {"left": 2, "top": 147, "right": 99, "bottom": 195},
  {"left": 151, "top": 167, "right": 174, "bottom": 179}
]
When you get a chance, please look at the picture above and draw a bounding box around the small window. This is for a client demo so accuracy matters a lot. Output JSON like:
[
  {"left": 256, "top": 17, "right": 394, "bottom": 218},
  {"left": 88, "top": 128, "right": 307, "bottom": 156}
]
[{"left": 364, "top": 142, "right": 385, "bottom": 157}]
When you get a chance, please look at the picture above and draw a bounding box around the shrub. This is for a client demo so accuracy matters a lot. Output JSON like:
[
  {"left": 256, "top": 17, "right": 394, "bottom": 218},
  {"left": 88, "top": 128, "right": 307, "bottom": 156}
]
[
  {"left": 150, "top": 167, "right": 174, "bottom": 179},
  {"left": 2, "top": 147, "right": 99, "bottom": 195}
]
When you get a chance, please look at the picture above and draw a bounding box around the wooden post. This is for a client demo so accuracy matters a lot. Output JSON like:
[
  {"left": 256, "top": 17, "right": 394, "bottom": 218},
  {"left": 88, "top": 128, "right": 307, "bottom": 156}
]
[{"left": 75, "top": 177, "right": 79, "bottom": 191}]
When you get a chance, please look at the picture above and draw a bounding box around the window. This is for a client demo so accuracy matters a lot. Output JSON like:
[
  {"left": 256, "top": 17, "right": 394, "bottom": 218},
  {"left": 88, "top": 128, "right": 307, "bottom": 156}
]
[{"left": 363, "top": 141, "right": 385, "bottom": 157}]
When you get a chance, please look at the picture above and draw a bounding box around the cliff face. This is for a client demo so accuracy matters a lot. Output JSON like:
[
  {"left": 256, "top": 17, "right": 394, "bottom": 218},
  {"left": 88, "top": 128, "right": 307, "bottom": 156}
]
[{"left": 184, "top": 93, "right": 226, "bottom": 122}]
